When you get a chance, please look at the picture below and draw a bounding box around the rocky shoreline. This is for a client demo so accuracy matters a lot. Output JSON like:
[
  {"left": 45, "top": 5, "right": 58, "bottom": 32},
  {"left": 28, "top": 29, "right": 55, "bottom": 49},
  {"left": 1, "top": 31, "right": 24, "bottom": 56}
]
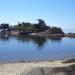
[
  {"left": 10, "top": 31, "right": 75, "bottom": 37},
  {"left": 0, "top": 30, "right": 75, "bottom": 38}
]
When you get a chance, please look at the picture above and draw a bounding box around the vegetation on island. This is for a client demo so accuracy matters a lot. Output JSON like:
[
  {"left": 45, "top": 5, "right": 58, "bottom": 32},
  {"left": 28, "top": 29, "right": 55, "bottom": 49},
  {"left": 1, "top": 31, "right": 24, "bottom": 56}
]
[{"left": 0, "top": 19, "right": 64, "bottom": 35}]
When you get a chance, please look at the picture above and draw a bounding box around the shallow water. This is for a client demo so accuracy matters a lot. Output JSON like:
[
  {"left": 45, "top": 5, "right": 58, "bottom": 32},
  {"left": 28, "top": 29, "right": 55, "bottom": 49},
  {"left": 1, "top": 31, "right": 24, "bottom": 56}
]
[{"left": 0, "top": 35, "right": 75, "bottom": 62}]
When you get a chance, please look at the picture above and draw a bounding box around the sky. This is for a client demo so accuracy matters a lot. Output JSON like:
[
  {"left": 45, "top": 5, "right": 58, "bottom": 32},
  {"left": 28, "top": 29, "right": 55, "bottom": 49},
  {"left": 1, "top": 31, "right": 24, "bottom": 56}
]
[{"left": 0, "top": 0, "right": 74, "bottom": 30}]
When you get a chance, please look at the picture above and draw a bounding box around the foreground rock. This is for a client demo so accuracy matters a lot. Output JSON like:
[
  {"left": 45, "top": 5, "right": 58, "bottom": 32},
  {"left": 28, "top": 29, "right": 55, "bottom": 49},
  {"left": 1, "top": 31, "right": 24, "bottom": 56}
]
[
  {"left": 21, "top": 64, "right": 75, "bottom": 75},
  {"left": 0, "top": 60, "right": 75, "bottom": 75}
]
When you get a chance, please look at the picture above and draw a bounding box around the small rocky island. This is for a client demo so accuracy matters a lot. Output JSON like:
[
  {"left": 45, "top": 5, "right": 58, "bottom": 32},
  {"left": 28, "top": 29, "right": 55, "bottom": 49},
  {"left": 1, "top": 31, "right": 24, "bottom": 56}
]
[
  {"left": 0, "top": 19, "right": 75, "bottom": 38},
  {"left": 0, "top": 19, "right": 65, "bottom": 36}
]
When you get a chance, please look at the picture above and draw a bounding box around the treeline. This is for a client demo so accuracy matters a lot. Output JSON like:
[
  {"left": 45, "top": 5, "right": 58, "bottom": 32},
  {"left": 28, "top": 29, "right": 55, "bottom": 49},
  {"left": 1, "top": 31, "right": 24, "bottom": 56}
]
[
  {"left": 0, "top": 19, "right": 64, "bottom": 34},
  {"left": 11, "top": 19, "right": 50, "bottom": 32}
]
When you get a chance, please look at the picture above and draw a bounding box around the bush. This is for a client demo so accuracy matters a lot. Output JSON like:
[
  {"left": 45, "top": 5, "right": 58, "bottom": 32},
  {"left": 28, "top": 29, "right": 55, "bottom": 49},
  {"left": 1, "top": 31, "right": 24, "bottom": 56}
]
[{"left": 50, "top": 27, "right": 64, "bottom": 34}]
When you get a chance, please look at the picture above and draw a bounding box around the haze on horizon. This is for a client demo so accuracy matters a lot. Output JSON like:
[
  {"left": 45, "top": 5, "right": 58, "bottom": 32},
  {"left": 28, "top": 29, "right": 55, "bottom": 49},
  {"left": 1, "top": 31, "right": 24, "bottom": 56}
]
[{"left": 0, "top": 0, "right": 74, "bottom": 30}]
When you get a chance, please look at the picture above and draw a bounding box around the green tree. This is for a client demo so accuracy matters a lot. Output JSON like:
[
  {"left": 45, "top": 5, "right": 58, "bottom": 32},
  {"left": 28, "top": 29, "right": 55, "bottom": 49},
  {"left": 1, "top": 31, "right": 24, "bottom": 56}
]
[
  {"left": 50, "top": 27, "right": 64, "bottom": 34},
  {"left": 21, "top": 22, "right": 32, "bottom": 32},
  {"left": 33, "top": 19, "right": 49, "bottom": 32},
  {"left": 13, "top": 22, "right": 33, "bottom": 32},
  {"left": 1, "top": 23, "right": 10, "bottom": 31}
]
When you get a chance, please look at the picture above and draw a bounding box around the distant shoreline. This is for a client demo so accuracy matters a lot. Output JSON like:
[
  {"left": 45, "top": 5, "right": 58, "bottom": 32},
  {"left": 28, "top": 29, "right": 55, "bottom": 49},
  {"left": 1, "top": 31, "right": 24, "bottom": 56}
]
[{"left": 9, "top": 31, "right": 75, "bottom": 37}]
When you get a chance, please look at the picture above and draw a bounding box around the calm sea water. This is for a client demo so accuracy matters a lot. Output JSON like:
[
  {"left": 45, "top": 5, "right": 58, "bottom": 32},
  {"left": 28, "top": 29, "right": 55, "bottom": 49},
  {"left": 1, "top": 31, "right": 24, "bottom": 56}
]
[{"left": 0, "top": 34, "right": 75, "bottom": 62}]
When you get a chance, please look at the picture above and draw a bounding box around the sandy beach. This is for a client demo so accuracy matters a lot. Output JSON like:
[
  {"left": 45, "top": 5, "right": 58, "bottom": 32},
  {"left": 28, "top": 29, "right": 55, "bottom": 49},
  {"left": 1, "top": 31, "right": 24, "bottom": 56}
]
[{"left": 0, "top": 60, "right": 75, "bottom": 75}]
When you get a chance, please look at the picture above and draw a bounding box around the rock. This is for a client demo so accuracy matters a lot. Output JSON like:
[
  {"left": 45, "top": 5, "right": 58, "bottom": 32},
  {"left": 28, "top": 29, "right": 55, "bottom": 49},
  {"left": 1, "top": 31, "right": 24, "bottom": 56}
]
[{"left": 21, "top": 64, "right": 75, "bottom": 75}]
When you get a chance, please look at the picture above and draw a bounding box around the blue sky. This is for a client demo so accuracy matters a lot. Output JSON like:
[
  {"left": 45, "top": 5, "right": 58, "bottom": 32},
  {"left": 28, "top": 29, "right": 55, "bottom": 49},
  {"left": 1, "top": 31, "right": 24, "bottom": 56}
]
[{"left": 0, "top": 0, "right": 74, "bottom": 29}]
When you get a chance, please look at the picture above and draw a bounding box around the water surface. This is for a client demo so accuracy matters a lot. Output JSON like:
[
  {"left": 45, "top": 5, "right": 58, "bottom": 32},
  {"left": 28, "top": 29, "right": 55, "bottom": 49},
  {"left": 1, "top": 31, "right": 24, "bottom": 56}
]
[{"left": 0, "top": 35, "right": 75, "bottom": 62}]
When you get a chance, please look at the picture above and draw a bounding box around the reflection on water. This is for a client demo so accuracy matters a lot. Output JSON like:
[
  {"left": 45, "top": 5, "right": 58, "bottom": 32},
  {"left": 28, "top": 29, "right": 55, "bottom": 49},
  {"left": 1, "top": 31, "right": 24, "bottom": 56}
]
[
  {"left": 0, "top": 35, "right": 62, "bottom": 48},
  {"left": 48, "top": 36, "right": 62, "bottom": 43},
  {"left": 13, "top": 35, "right": 63, "bottom": 48},
  {"left": 16, "top": 36, "right": 47, "bottom": 48},
  {"left": 0, "top": 34, "right": 75, "bottom": 61},
  {"left": 0, "top": 34, "right": 9, "bottom": 41}
]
